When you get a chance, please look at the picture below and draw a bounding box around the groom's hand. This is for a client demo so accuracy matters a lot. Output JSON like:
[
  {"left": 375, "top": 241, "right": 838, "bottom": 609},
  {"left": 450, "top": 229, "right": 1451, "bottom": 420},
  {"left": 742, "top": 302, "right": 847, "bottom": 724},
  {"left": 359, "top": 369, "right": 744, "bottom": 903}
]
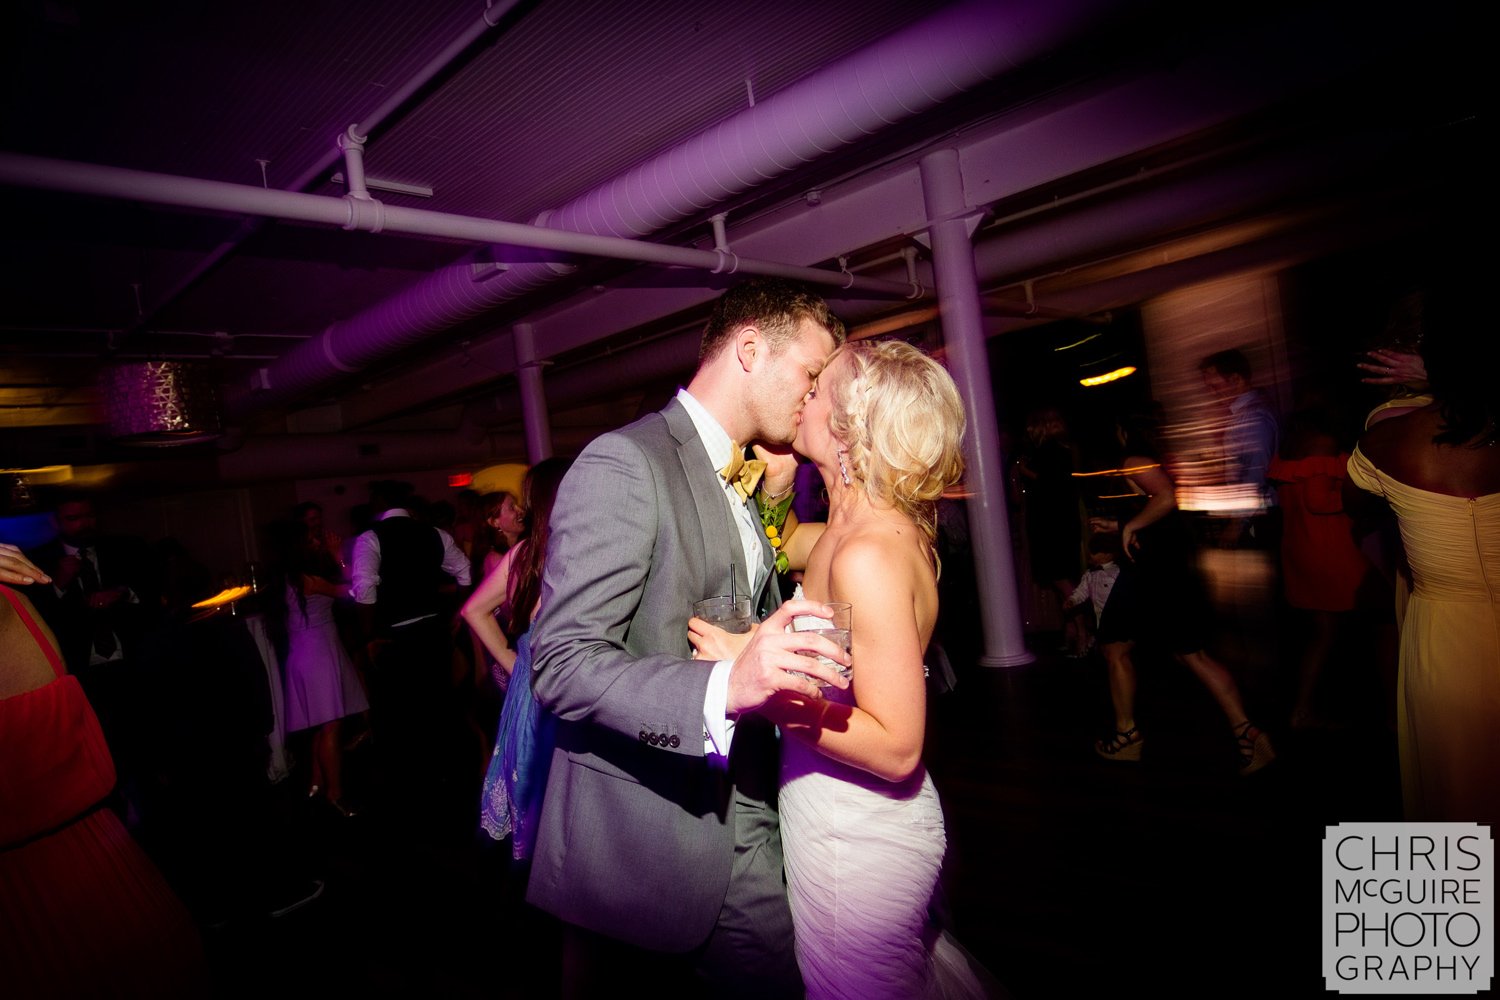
[{"left": 725, "top": 600, "right": 850, "bottom": 715}]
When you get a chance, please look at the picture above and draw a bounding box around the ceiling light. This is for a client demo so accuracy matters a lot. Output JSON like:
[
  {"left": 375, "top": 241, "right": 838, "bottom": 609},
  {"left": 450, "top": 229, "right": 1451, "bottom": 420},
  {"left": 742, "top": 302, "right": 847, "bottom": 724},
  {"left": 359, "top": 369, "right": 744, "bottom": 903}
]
[
  {"left": 103, "top": 361, "right": 221, "bottom": 446},
  {"left": 1079, "top": 366, "right": 1136, "bottom": 387}
]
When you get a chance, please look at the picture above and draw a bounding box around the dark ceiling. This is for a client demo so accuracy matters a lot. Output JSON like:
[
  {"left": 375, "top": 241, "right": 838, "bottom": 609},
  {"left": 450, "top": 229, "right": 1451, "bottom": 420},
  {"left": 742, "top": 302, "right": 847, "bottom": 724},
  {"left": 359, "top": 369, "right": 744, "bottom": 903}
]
[{"left": 0, "top": 0, "right": 1479, "bottom": 482}]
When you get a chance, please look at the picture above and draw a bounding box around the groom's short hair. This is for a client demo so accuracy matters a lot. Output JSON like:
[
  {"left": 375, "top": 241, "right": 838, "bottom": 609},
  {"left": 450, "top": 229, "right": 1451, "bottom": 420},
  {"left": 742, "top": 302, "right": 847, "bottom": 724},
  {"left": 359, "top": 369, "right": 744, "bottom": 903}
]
[{"left": 697, "top": 278, "right": 844, "bottom": 365}]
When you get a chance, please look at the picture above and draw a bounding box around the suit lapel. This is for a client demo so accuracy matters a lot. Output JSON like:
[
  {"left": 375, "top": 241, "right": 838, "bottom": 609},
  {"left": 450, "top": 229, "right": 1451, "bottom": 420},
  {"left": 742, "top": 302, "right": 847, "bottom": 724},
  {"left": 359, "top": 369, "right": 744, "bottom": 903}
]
[
  {"left": 748, "top": 494, "right": 776, "bottom": 609},
  {"left": 663, "top": 399, "right": 742, "bottom": 598}
]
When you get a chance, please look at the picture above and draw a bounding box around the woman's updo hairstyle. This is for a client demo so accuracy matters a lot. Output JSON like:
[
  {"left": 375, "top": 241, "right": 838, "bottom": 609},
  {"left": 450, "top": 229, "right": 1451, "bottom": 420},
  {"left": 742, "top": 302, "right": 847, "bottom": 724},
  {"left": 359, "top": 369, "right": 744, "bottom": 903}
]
[{"left": 824, "top": 340, "right": 966, "bottom": 541}]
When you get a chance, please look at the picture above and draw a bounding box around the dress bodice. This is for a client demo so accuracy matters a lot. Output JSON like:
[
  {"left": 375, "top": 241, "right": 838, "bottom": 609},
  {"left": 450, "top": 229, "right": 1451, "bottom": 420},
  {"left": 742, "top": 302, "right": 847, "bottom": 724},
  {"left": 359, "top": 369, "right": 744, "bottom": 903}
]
[
  {"left": 0, "top": 586, "right": 115, "bottom": 849},
  {"left": 284, "top": 585, "right": 337, "bottom": 631},
  {"left": 1348, "top": 446, "right": 1500, "bottom": 603}
]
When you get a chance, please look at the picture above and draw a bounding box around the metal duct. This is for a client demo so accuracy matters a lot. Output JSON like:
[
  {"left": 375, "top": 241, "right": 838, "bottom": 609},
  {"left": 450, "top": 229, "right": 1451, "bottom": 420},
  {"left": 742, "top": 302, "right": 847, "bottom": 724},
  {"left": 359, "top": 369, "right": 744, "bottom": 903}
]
[{"left": 240, "top": 0, "right": 1115, "bottom": 417}]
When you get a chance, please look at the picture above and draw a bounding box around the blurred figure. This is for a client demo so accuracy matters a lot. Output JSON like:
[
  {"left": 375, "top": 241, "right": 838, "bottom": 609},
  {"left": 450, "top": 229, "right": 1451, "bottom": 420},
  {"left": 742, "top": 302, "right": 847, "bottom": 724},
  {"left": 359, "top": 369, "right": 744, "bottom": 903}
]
[
  {"left": 1267, "top": 406, "right": 1376, "bottom": 729},
  {"left": 1013, "top": 406, "right": 1084, "bottom": 654},
  {"left": 294, "top": 501, "right": 345, "bottom": 576},
  {"left": 1199, "top": 349, "right": 1281, "bottom": 548},
  {"left": 1062, "top": 531, "right": 1122, "bottom": 657},
  {"left": 450, "top": 488, "right": 483, "bottom": 560},
  {"left": 1088, "top": 412, "right": 1275, "bottom": 775},
  {"left": 267, "top": 519, "right": 367, "bottom": 816},
  {"left": 26, "top": 490, "right": 162, "bottom": 825},
  {"left": 1, "top": 578, "right": 207, "bottom": 998},
  {"left": 351, "top": 480, "right": 472, "bottom": 798},
  {"left": 1347, "top": 275, "right": 1499, "bottom": 826}
]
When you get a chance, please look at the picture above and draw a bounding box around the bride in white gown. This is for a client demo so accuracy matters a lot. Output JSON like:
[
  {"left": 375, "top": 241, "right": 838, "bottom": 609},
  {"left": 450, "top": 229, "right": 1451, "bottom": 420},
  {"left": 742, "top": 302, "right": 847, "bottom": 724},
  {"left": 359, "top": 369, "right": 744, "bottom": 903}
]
[{"left": 694, "top": 341, "right": 997, "bottom": 1000}]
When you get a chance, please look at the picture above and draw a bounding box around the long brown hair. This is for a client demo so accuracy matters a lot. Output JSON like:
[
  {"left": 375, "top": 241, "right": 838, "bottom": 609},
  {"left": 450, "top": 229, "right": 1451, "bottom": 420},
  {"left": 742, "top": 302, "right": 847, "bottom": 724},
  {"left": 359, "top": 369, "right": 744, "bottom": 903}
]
[{"left": 507, "top": 457, "right": 573, "bottom": 637}]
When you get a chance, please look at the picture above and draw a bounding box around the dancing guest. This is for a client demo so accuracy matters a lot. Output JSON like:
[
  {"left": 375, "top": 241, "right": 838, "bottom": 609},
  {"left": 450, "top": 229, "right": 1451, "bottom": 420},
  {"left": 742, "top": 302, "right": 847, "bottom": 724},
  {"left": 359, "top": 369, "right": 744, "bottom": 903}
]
[
  {"left": 1267, "top": 407, "right": 1374, "bottom": 729},
  {"left": 1, "top": 556, "right": 207, "bottom": 997},
  {"left": 268, "top": 519, "right": 367, "bottom": 816},
  {"left": 464, "top": 458, "right": 572, "bottom": 856},
  {"left": 1013, "top": 406, "right": 1085, "bottom": 654},
  {"left": 350, "top": 480, "right": 472, "bottom": 795},
  {"left": 1347, "top": 277, "right": 1499, "bottom": 825},
  {"left": 1087, "top": 412, "right": 1276, "bottom": 775}
]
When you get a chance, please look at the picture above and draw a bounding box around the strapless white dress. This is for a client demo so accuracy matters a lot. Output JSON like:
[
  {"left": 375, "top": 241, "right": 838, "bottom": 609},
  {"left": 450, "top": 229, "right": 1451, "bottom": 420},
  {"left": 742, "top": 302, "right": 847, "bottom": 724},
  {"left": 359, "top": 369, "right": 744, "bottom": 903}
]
[{"left": 778, "top": 594, "right": 996, "bottom": 998}]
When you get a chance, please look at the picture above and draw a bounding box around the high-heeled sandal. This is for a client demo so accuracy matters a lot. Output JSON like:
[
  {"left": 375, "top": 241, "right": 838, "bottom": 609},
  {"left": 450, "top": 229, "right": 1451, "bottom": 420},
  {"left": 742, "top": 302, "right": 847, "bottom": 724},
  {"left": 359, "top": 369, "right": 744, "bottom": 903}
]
[
  {"left": 1095, "top": 726, "right": 1144, "bottom": 761},
  {"left": 1234, "top": 720, "right": 1275, "bottom": 776}
]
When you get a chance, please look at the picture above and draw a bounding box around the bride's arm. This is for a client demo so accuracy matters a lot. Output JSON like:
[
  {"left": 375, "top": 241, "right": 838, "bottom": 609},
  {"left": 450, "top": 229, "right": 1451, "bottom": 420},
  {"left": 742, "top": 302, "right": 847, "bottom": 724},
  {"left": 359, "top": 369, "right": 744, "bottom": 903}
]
[
  {"left": 778, "top": 513, "right": 824, "bottom": 572},
  {"left": 766, "top": 537, "right": 927, "bottom": 782}
]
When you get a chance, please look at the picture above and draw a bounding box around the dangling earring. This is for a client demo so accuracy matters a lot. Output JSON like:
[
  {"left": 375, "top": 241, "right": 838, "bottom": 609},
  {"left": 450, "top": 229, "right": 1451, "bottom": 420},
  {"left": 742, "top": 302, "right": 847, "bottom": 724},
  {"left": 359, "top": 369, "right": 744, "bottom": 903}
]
[{"left": 837, "top": 449, "right": 851, "bottom": 486}]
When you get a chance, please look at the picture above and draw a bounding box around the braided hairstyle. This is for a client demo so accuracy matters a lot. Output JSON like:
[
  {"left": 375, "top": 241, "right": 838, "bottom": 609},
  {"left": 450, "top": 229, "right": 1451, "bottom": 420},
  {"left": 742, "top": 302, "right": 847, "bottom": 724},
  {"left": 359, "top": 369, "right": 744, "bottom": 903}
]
[{"left": 824, "top": 340, "right": 966, "bottom": 542}]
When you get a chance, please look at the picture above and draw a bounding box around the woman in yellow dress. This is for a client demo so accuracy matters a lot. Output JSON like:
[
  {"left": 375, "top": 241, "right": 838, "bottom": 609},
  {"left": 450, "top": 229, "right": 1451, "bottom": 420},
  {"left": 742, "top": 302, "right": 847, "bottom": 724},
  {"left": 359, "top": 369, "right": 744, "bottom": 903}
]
[{"left": 1347, "top": 284, "right": 1500, "bottom": 825}]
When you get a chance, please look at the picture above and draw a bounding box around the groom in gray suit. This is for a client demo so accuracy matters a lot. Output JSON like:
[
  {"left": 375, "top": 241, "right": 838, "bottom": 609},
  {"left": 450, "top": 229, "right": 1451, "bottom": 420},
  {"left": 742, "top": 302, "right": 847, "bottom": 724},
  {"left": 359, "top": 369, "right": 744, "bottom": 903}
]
[{"left": 529, "top": 278, "right": 847, "bottom": 997}]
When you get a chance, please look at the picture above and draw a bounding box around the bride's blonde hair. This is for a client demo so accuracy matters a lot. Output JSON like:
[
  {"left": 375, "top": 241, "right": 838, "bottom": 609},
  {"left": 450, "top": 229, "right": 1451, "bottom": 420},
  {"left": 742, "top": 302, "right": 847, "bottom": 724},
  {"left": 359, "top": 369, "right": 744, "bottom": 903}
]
[{"left": 825, "top": 340, "right": 966, "bottom": 542}]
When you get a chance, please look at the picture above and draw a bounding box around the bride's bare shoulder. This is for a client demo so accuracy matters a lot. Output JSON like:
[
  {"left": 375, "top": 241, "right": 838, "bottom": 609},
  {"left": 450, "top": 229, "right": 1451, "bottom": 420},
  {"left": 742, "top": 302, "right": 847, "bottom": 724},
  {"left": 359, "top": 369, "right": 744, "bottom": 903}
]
[{"left": 828, "top": 523, "right": 929, "bottom": 597}]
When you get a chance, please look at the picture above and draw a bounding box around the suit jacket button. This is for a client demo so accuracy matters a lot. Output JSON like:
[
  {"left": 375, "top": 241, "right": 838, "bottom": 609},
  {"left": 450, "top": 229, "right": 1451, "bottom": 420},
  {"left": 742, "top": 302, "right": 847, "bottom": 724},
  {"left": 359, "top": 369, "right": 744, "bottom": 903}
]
[
  {"left": 639, "top": 730, "right": 649, "bottom": 743},
  {"left": 668, "top": 735, "right": 680, "bottom": 749}
]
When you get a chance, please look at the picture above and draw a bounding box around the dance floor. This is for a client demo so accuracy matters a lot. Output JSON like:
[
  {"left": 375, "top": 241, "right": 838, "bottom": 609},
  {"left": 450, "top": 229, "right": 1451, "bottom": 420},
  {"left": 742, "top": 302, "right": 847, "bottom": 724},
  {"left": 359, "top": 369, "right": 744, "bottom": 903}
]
[{"left": 195, "top": 635, "right": 1399, "bottom": 999}]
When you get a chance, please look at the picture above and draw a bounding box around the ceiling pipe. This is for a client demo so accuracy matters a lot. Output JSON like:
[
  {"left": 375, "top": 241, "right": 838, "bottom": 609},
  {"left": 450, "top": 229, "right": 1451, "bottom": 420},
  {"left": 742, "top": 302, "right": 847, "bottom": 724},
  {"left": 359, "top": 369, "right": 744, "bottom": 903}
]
[
  {"left": 336, "top": 127, "right": 372, "bottom": 202},
  {"left": 0, "top": 0, "right": 1116, "bottom": 420},
  {"left": 119, "top": 0, "right": 525, "bottom": 343},
  {"left": 0, "top": 153, "right": 912, "bottom": 289},
  {"left": 457, "top": 125, "right": 1403, "bottom": 429},
  {"left": 226, "top": 0, "right": 1116, "bottom": 418}
]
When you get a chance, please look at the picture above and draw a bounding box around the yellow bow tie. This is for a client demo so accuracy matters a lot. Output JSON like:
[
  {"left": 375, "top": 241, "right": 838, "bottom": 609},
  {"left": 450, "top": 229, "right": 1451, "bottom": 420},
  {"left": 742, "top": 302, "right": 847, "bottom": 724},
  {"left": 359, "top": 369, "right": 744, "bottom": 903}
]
[{"left": 720, "top": 443, "right": 766, "bottom": 504}]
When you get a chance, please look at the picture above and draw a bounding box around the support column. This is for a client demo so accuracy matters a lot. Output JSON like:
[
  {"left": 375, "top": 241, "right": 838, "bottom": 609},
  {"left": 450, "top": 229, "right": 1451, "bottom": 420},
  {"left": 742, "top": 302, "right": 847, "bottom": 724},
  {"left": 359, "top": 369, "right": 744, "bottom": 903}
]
[
  {"left": 513, "top": 322, "right": 553, "bottom": 463},
  {"left": 919, "top": 149, "right": 1033, "bottom": 667}
]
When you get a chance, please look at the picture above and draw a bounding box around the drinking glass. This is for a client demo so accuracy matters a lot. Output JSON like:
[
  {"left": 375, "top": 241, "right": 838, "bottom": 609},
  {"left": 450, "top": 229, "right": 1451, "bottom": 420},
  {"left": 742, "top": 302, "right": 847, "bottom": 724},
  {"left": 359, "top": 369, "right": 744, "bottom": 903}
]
[
  {"left": 693, "top": 595, "right": 754, "bottom": 634},
  {"left": 789, "top": 602, "right": 852, "bottom": 686}
]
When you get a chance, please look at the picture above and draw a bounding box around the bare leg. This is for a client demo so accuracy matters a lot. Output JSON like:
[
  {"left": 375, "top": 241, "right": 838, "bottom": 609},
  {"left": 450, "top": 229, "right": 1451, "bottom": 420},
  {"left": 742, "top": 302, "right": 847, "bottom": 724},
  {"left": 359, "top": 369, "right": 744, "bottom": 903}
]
[
  {"left": 1175, "top": 649, "right": 1250, "bottom": 725},
  {"left": 1102, "top": 640, "right": 1137, "bottom": 732},
  {"left": 1097, "top": 640, "right": 1144, "bottom": 760},
  {"left": 1175, "top": 649, "right": 1275, "bottom": 774},
  {"left": 316, "top": 719, "right": 343, "bottom": 804}
]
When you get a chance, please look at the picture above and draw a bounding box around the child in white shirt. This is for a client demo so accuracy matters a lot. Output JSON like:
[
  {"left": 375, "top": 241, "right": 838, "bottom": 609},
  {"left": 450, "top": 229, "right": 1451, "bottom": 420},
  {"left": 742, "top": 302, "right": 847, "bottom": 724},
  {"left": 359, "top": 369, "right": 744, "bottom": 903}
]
[{"left": 1064, "top": 533, "right": 1121, "bottom": 654}]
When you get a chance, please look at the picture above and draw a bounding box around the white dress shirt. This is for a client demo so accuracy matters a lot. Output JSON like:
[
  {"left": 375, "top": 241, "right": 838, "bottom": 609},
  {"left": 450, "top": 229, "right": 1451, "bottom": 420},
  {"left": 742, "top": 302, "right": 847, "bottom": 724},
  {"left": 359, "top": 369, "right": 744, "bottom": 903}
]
[
  {"left": 677, "top": 388, "right": 769, "bottom": 761},
  {"left": 350, "top": 508, "right": 472, "bottom": 626}
]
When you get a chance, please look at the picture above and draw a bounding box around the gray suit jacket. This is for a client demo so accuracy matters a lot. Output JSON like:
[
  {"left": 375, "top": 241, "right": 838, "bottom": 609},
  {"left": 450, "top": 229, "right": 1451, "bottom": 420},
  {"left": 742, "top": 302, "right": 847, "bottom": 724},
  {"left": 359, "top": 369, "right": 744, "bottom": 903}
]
[{"left": 528, "top": 397, "right": 781, "bottom": 952}]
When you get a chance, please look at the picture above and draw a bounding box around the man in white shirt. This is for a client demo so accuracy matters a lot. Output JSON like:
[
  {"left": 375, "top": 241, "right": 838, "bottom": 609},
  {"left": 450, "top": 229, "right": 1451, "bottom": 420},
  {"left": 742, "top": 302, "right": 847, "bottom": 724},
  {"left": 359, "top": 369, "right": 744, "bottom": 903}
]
[{"left": 350, "top": 481, "right": 471, "bottom": 794}]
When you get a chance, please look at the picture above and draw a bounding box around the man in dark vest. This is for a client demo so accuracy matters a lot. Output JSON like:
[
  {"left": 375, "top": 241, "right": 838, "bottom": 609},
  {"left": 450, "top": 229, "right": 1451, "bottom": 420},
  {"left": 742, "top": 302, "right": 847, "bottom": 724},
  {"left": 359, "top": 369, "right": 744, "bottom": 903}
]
[{"left": 349, "top": 480, "right": 471, "bottom": 796}]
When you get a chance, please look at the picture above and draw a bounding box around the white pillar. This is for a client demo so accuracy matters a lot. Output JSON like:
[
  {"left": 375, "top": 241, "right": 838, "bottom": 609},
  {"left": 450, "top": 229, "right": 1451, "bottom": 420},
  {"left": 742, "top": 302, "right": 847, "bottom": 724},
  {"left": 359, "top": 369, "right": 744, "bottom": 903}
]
[
  {"left": 513, "top": 322, "right": 553, "bottom": 463},
  {"left": 920, "top": 148, "right": 1033, "bottom": 667}
]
